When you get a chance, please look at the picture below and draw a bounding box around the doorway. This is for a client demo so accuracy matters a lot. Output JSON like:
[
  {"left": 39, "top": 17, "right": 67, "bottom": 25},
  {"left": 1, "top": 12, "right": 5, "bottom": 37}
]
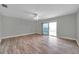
[{"left": 43, "top": 22, "right": 57, "bottom": 36}]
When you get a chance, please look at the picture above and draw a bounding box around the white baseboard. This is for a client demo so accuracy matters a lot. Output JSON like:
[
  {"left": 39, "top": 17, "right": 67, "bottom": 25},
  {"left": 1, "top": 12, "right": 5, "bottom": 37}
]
[
  {"left": 58, "top": 36, "right": 76, "bottom": 40},
  {"left": 58, "top": 36, "right": 79, "bottom": 46},
  {"left": 1, "top": 33, "right": 36, "bottom": 39},
  {"left": 76, "top": 40, "right": 79, "bottom": 46}
]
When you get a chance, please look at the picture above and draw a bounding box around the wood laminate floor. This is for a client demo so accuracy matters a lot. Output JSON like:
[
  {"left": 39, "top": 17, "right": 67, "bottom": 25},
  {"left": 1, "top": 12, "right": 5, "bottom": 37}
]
[{"left": 0, "top": 34, "right": 79, "bottom": 54}]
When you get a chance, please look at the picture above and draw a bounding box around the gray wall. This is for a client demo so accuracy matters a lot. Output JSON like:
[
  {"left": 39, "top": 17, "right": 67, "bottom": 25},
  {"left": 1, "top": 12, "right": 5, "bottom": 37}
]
[
  {"left": 57, "top": 13, "right": 77, "bottom": 39},
  {"left": 36, "top": 21, "right": 42, "bottom": 34},
  {"left": 1, "top": 15, "right": 37, "bottom": 38},
  {"left": 0, "top": 15, "right": 2, "bottom": 39},
  {"left": 38, "top": 13, "right": 77, "bottom": 40},
  {"left": 77, "top": 10, "right": 79, "bottom": 45}
]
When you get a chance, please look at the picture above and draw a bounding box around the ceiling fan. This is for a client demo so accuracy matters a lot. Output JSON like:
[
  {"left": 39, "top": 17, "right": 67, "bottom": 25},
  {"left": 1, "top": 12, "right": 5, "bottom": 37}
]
[{"left": 23, "top": 10, "right": 39, "bottom": 20}]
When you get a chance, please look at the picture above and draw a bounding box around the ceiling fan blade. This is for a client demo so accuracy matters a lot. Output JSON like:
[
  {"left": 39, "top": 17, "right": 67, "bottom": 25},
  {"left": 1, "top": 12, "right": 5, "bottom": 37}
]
[{"left": 23, "top": 10, "right": 37, "bottom": 16}]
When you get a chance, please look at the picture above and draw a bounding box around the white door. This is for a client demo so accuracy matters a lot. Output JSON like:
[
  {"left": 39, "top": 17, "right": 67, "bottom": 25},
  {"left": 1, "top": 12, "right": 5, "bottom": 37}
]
[{"left": 49, "top": 22, "right": 57, "bottom": 36}]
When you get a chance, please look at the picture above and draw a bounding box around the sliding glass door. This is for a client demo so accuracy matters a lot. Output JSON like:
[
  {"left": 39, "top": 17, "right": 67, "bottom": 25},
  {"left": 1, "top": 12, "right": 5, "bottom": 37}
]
[
  {"left": 43, "top": 23, "right": 49, "bottom": 35},
  {"left": 49, "top": 22, "right": 57, "bottom": 36},
  {"left": 43, "top": 22, "right": 57, "bottom": 36}
]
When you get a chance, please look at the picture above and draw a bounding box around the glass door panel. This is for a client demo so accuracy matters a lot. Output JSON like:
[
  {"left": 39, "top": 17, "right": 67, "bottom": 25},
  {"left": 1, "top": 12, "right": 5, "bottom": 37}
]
[{"left": 43, "top": 23, "right": 49, "bottom": 35}]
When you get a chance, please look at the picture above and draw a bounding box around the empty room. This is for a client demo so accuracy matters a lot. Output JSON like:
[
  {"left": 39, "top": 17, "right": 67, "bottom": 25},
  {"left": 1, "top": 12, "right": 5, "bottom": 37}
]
[{"left": 0, "top": 4, "right": 79, "bottom": 54}]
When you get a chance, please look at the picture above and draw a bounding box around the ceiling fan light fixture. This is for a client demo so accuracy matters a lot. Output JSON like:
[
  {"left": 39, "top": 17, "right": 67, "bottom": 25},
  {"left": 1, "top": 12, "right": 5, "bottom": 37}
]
[{"left": 34, "top": 15, "right": 38, "bottom": 20}]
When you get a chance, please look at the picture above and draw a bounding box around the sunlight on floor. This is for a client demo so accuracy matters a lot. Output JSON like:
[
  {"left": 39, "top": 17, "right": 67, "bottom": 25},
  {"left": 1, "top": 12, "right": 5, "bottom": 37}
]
[{"left": 48, "top": 36, "right": 58, "bottom": 46}]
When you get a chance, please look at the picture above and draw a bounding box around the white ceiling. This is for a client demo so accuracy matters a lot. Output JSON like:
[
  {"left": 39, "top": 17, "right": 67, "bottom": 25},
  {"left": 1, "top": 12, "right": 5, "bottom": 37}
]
[{"left": 0, "top": 4, "right": 79, "bottom": 20}]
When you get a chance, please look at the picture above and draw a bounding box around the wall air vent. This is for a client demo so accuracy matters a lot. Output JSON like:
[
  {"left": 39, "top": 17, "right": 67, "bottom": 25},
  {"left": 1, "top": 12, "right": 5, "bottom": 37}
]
[{"left": 2, "top": 4, "right": 8, "bottom": 8}]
